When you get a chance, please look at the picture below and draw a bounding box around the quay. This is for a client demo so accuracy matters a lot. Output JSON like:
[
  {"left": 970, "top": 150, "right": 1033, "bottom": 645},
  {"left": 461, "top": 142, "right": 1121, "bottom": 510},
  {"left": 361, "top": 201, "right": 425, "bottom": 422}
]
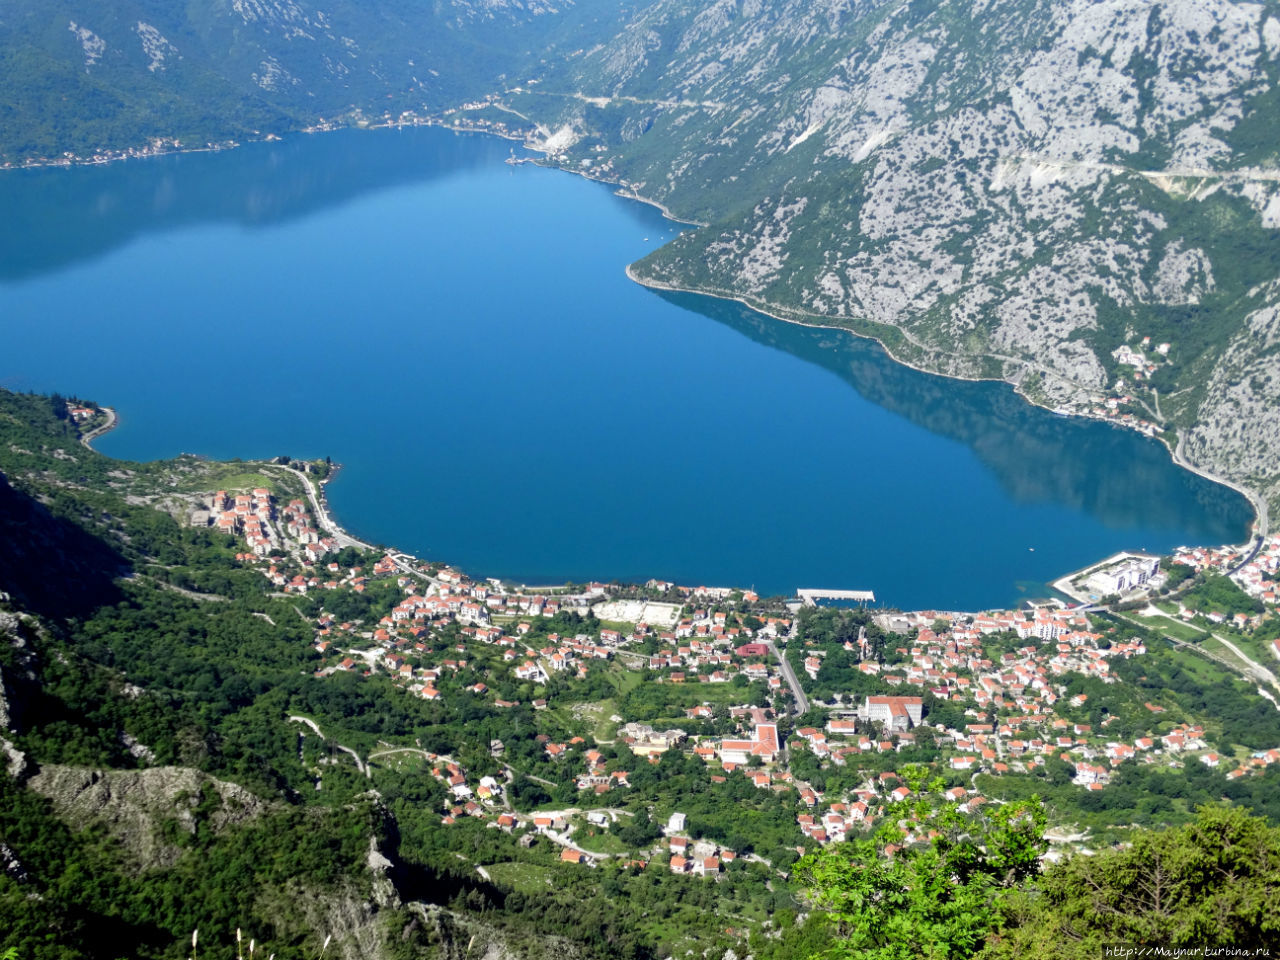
[{"left": 797, "top": 588, "right": 876, "bottom": 607}]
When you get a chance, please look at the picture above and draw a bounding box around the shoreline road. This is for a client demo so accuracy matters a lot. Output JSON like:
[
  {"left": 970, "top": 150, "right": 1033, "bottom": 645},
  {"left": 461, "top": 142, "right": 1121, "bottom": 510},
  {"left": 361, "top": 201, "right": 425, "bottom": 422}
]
[
  {"left": 79, "top": 407, "right": 118, "bottom": 450},
  {"left": 768, "top": 628, "right": 809, "bottom": 715},
  {"left": 285, "top": 466, "right": 447, "bottom": 591},
  {"left": 290, "top": 468, "right": 376, "bottom": 552}
]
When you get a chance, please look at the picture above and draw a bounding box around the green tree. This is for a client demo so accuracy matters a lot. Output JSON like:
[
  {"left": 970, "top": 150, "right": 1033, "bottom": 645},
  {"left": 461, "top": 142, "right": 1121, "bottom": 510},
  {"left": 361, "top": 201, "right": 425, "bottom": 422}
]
[
  {"left": 796, "top": 796, "right": 1047, "bottom": 960},
  {"left": 983, "top": 806, "right": 1280, "bottom": 957}
]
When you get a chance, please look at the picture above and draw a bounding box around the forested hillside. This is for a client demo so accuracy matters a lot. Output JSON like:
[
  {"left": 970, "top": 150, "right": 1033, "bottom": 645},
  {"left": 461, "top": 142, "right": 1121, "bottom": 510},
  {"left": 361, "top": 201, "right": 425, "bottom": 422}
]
[{"left": 2, "top": 386, "right": 1279, "bottom": 958}]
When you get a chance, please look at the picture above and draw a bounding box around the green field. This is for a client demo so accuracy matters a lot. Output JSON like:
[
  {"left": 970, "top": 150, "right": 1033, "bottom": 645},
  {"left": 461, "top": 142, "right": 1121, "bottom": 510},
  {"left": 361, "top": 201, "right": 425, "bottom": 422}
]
[
  {"left": 482, "top": 861, "right": 558, "bottom": 893},
  {"left": 1127, "top": 612, "right": 1205, "bottom": 642},
  {"left": 175, "top": 463, "right": 300, "bottom": 497}
]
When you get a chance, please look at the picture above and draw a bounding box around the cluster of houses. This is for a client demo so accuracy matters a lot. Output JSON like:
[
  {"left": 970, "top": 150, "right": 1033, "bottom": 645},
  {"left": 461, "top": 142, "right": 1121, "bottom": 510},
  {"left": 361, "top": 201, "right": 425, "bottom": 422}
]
[
  {"left": 840, "top": 607, "right": 1149, "bottom": 707},
  {"left": 666, "top": 833, "right": 734, "bottom": 876},
  {"left": 202, "top": 482, "right": 1280, "bottom": 864},
  {"left": 1172, "top": 534, "right": 1280, "bottom": 611},
  {"left": 1062, "top": 335, "right": 1170, "bottom": 436},
  {"left": 434, "top": 758, "right": 506, "bottom": 821},
  {"left": 9, "top": 137, "right": 193, "bottom": 170},
  {"left": 1112, "top": 338, "right": 1171, "bottom": 381},
  {"left": 196, "top": 487, "right": 338, "bottom": 562}
]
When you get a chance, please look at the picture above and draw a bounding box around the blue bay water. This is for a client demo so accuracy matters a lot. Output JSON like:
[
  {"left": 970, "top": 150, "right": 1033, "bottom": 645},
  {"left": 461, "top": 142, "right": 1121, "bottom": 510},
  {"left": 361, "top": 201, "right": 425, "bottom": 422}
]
[{"left": 0, "top": 127, "right": 1253, "bottom": 609}]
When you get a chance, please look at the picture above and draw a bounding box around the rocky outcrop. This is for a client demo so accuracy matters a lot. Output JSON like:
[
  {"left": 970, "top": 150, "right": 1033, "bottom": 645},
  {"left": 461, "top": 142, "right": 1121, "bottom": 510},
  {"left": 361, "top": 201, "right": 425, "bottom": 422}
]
[{"left": 27, "top": 765, "right": 267, "bottom": 870}]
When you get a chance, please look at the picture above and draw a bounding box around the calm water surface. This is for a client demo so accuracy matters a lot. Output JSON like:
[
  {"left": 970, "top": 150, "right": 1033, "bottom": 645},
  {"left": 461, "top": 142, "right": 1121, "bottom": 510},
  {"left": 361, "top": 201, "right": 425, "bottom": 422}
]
[{"left": 0, "top": 127, "right": 1253, "bottom": 609}]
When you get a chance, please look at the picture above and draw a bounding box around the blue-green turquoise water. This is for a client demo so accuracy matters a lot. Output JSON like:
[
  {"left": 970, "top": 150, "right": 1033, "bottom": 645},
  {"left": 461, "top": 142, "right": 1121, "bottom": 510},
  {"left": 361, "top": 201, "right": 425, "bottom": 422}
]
[{"left": 0, "top": 127, "right": 1253, "bottom": 609}]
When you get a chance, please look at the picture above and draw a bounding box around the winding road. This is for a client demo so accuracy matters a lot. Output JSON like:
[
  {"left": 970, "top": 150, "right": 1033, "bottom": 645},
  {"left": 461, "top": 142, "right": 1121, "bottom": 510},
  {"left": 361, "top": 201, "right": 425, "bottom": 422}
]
[{"left": 288, "top": 715, "right": 370, "bottom": 777}]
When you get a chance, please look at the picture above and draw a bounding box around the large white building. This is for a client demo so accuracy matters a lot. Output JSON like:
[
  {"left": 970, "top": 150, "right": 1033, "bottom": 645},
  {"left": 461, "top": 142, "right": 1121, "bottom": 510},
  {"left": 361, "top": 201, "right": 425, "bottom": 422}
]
[
  {"left": 1086, "top": 555, "right": 1160, "bottom": 596},
  {"left": 859, "top": 696, "right": 923, "bottom": 732}
]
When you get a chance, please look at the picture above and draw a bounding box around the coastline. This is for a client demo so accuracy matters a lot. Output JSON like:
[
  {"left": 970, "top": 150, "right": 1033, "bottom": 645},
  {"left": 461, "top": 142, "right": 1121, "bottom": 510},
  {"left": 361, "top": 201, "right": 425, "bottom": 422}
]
[
  {"left": 78, "top": 407, "right": 118, "bottom": 451},
  {"left": 17, "top": 114, "right": 1267, "bottom": 589},
  {"left": 622, "top": 264, "right": 1268, "bottom": 547},
  {"left": 1171, "top": 436, "right": 1269, "bottom": 544}
]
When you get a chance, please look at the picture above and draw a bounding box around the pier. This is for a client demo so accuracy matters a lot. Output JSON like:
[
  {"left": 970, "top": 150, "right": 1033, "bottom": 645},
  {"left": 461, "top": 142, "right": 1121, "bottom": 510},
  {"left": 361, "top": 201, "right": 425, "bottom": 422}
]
[{"left": 797, "top": 588, "right": 876, "bottom": 607}]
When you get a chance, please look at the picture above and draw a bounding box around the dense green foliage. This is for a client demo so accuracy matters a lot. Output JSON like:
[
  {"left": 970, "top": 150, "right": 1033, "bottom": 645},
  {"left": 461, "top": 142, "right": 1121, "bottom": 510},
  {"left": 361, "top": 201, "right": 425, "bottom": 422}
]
[
  {"left": 797, "top": 784, "right": 1048, "bottom": 960},
  {"left": 983, "top": 807, "right": 1280, "bottom": 957},
  {"left": 800, "top": 804, "right": 1280, "bottom": 959}
]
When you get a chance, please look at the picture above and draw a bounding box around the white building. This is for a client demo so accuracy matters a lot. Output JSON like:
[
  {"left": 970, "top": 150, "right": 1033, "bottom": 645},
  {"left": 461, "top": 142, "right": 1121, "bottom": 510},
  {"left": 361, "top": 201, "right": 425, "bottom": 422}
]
[
  {"left": 859, "top": 696, "right": 923, "bottom": 731},
  {"left": 1086, "top": 556, "right": 1160, "bottom": 596}
]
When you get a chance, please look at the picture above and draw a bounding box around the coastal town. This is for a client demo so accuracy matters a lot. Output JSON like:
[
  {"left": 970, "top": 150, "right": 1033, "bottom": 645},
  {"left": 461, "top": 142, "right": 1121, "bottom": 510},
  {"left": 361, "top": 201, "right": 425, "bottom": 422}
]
[{"left": 191, "top": 459, "right": 1280, "bottom": 875}]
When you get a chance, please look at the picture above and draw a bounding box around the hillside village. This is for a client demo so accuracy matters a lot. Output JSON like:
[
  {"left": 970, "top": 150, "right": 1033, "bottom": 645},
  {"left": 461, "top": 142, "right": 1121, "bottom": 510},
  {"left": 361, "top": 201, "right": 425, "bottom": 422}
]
[{"left": 195, "top": 477, "right": 1280, "bottom": 873}]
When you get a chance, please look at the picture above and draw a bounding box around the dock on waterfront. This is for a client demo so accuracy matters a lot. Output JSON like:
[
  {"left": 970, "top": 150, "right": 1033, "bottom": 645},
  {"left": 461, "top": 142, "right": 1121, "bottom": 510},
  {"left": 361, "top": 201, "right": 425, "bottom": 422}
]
[{"left": 797, "top": 588, "right": 875, "bottom": 607}]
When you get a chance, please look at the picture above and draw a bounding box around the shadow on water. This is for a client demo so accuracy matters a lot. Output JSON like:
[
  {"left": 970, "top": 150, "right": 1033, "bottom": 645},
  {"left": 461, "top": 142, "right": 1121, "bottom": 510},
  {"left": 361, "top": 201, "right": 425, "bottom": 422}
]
[
  {"left": 0, "top": 126, "right": 515, "bottom": 282},
  {"left": 659, "top": 290, "right": 1254, "bottom": 544}
]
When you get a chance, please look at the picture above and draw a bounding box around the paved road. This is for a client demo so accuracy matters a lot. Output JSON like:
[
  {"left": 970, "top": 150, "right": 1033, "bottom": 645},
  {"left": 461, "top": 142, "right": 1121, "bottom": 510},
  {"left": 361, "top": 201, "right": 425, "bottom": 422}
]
[
  {"left": 78, "top": 407, "right": 117, "bottom": 450},
  {"left": 292, "top": 469, "right": 375, "bottom": 552},
  {"left": 284, "top": 466, "right": 448, "bottom": 591},
  {"left": 768, "top": 628, "right": 809, "bottom": 714},
  {"left": 1211, "top": 632, "right": 1280, "bottom": 695},
  {"left": 368, "top": 747, "right": 434, "bottom": 762}
]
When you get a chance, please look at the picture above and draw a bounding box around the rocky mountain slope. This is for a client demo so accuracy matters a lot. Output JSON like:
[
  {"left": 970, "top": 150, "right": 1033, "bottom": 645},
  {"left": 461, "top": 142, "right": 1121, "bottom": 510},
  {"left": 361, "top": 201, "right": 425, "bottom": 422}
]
[
  {"left": 492, "top": 0, "right": 1280, "bottom": 522},
  {"left": 0, "top": 0, "right": 649, "bottom": 159}
]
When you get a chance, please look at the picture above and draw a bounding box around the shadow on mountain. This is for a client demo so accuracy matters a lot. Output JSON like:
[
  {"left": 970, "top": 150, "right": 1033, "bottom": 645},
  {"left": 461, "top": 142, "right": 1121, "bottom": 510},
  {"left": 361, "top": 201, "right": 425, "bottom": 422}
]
[
  {"left": 0, "top": 126, "right": 515, "bottom": 282},
  {"left": 659, "top": 290, "right": 1254, "bottom": 544},
  {"left": 0, "top": 471, "right": 128, "bottom": 620}
]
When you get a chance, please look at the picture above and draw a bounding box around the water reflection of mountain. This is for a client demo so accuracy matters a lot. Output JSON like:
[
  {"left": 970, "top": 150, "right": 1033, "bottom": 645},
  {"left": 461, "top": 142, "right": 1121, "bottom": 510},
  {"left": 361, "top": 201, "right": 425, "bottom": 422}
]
[
  {"left": 0, "top": 127, "right": 511, "bottom": 282},
  {"left": 664, "top": 290, "right": 1252, "bottom": 544}
]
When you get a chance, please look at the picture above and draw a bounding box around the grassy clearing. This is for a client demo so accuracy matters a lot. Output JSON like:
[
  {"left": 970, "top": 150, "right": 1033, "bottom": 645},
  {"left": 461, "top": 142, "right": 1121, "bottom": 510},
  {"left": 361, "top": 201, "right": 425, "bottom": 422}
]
[
  {"left": 1162, "top": 643, "right": 1230, "bottom": 686},
  {"left": 1196, "top": 635, "right": 1260, "bottom": 678},
  {"left": 1210, "top": 633, "right": 1280, "bottom": 685},
  {"left": 175, "top": 466, "right": 285, "bottom": 496},
  {"left": 1130, "top": 612, "right": 1205, "bottom": 642},
  {"left": 597, "top": 618, "right": 638, "bottom": 634},
  {"left": 573, "top": 825, "right": 630, "bottom": 855},
  {"left": 605, "top": 662, "right": 645, "bottom": 696},
  {"left": 482, "top": 861, "right": 558, "bottom": 893}
]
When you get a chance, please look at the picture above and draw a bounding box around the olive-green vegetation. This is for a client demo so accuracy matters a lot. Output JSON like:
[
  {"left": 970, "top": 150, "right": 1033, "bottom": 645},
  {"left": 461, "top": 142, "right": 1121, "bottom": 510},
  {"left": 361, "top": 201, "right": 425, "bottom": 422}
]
[
  {"left": 0, "top": 388, "right": 799, "bottom": 959},
  {"left": 1177, "top": 572, "right": 1265, "bottom": 618},
  {"left": 795, "top": 775, "right": 1049, "bottom": 960},
  {"left": 982, "top": 806, "right": 1280, "bottom": 958},
  {"left": 788, "top": 606, "right": 888, "bottom": 702},
  {"left": 799, "top": 802, "right": 1280, "bottom": 959}
]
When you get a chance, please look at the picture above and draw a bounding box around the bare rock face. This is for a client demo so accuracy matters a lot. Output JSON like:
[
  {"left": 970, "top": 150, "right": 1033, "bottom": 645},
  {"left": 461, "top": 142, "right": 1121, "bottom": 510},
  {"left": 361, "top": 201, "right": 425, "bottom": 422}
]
[
  {"left": 27, "top": 765, "right": 267, "bottom": 870},
  {"left": 0, "top": 738, "right": 27, "bottom": 779},
  {"left": 1183, "top": 299, "right": 1280, "bottom": 516},
  {"left": 0, "top": 611, "right": 39, "bottom": 737}
]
